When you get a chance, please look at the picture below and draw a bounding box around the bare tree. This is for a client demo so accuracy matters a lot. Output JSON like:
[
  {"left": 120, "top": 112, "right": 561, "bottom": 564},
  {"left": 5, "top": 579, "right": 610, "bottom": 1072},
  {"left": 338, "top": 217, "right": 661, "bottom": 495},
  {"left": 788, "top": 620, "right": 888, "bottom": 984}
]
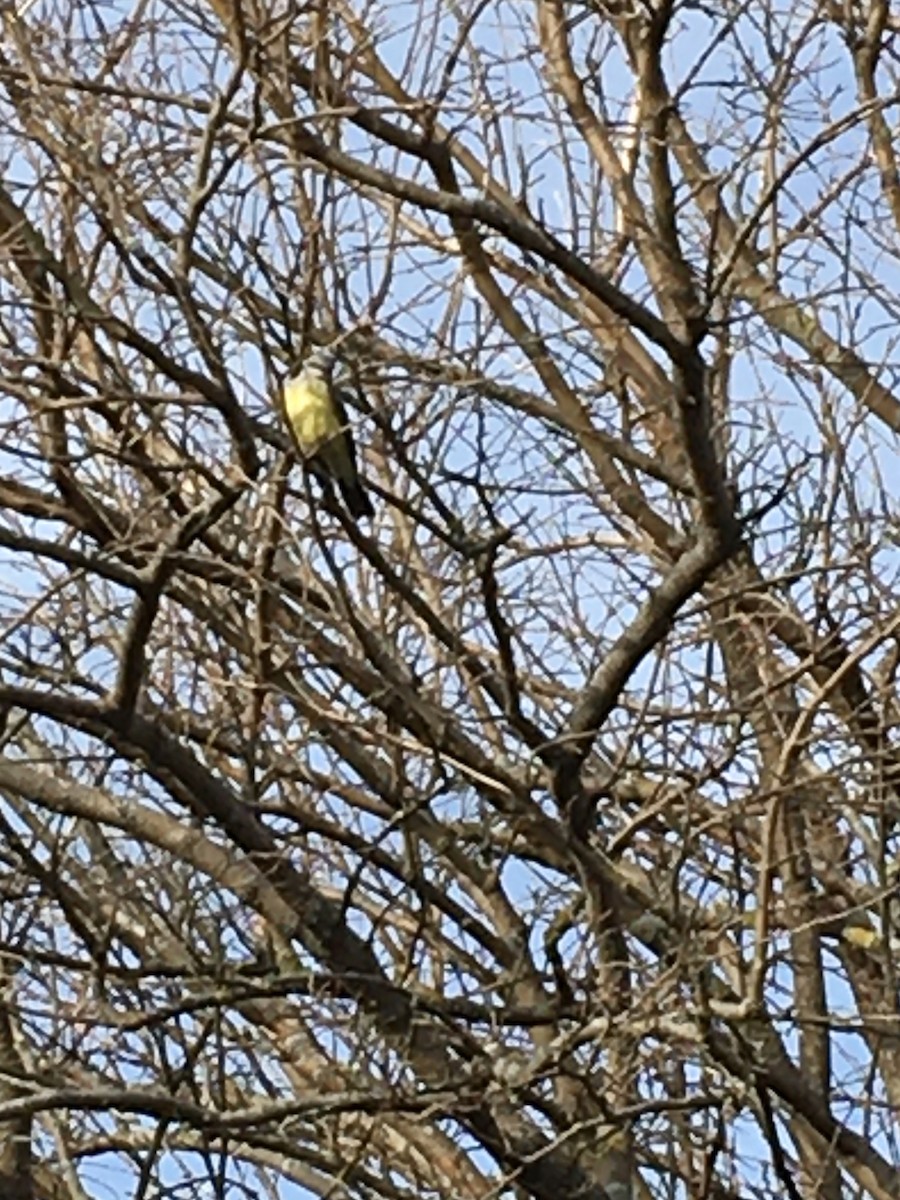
[{"left": 0, "top": 1, "right": 899, "bottom": 1198}]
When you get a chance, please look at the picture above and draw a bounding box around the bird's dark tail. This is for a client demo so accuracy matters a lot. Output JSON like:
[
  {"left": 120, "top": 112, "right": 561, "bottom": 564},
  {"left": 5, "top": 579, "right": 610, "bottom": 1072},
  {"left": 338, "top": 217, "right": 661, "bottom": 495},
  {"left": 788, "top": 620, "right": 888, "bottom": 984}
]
[{"left": 339, "top": 477, "right": 375, "bottom": 521}]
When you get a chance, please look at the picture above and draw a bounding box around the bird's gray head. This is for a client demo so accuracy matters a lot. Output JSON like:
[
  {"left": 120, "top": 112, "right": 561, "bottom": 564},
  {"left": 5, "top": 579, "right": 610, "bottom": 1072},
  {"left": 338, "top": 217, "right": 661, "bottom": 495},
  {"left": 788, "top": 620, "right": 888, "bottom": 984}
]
[{"left": 295, "top": 346, "right": 337, "bottom": 384}]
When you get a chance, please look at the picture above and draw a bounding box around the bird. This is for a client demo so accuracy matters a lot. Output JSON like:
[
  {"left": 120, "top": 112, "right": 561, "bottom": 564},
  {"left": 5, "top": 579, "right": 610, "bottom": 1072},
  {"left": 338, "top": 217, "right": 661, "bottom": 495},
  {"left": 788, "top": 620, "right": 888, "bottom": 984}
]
[{"left": 282, "top": 348, "right": 374, "bottom": 521}]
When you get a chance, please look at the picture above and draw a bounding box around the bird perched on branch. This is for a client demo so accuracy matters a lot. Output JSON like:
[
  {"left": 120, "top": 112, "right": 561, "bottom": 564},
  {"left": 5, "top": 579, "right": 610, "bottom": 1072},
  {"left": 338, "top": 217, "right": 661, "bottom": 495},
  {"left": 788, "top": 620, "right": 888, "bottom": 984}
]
[{"left": 282, "top": 347, "right": 374, "bottom": 522}]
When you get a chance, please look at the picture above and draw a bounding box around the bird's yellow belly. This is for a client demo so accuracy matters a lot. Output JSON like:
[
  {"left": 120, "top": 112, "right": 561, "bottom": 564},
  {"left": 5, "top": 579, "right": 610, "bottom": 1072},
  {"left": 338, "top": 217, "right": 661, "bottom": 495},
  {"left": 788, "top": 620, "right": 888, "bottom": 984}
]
[
  {"left": 284, "top": 380, "right": 340, "bottom": 455},
  {"left": 294, "top": 398, "right": 336, "bottom": 447}
]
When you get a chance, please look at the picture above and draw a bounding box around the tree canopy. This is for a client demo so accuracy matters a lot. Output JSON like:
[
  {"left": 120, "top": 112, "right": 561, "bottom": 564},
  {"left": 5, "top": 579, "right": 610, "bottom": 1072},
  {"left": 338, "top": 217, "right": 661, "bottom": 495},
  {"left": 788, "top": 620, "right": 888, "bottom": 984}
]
[{"left": 1, "top": 2, "right": 899, "bottom": 1199}]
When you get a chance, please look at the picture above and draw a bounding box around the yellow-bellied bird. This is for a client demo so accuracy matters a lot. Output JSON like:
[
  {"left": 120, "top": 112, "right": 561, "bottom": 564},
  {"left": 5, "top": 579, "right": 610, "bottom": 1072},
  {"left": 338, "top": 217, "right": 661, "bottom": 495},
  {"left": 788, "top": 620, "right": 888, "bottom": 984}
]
[{"left": 283, "top": 349, "right": 374, "bottom": 521}]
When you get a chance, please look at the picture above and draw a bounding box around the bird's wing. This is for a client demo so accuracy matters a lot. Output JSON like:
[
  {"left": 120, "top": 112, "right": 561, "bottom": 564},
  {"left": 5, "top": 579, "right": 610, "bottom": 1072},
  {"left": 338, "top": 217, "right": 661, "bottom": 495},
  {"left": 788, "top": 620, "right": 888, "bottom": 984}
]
[
  {"left": 314, "top": 386, "right": 364, "bottom": 485},
  {"left": 331, "top": 386, "right": 362, "bottom": 467}
]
